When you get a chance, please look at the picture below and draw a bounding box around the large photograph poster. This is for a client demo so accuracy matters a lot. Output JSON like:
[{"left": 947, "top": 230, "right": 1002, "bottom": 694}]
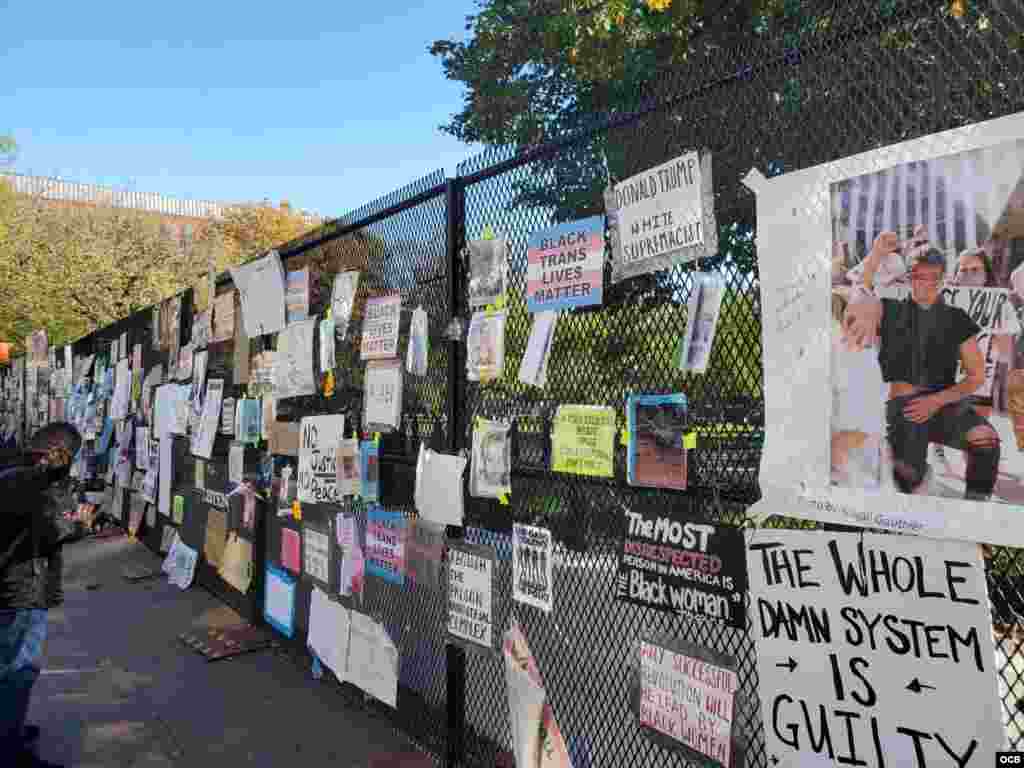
[
  {"left": 749, "top": 111, "right": 1024, "bottom": 545},
  {"left": 746, "top": 530, "right": 1002, "bottom": 767}
]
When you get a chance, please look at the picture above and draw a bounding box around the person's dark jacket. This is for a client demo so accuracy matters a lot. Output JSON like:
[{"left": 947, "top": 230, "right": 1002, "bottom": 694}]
[{"left": 0, "top": 457, "right": 77, "bottom": 610}]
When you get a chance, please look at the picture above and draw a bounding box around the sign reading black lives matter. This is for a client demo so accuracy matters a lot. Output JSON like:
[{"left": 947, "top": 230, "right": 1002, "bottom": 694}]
[
  {"left": 608, "top": 150, "right": 718, "bottom": 283},
  {"left": 448, "top": 541, "right": 495, "bottom": 651},
  {"left": 747, "top": 530, "right": 1002, "bottom": 767},
  {"left": 618, "top": 506, "right": 747, "bottom": 629}
]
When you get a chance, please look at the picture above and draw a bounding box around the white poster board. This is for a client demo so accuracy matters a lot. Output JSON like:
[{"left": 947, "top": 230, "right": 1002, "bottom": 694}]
[
  {"left": 746, "top": 529, "right": 1003, "bottom": 766},
  {"left": 190, "top": 379, "right": 223, "bottom": 459},
  {"left": 229, "top": 250, "right": 287, "bottom": 337},
  {"left": 361, "top": 295, "right": 401, "bottom": 360},
  {"left": 298, "top": 414, "right": 344, "bottom": 504},
  {"left": 273, "top": 318, "right": 317, "bottom": 399},
  {"left": 747, "top": 111, "right": 1024, "bottom": 546},
  {"left": 448, "top": 542, "right": 495, "bottom": 650},
  {"left": 303, "top": 526, "right": 330, "bottom": 584},
  {"left": 512, "top": 524, "right": 553, "bottom": 613}
]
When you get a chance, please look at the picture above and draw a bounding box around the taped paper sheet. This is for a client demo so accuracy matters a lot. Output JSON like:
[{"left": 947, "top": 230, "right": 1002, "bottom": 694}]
[
  {"left": 229, "top": 250, "right": 287, "bottom": 337},
  {"left": 751, "top": 110, "right": 1024, "bottom": 545},
  {"left": 347, "top": 611, "right": 398, "bottom": 708},
  {"left": 308, "top": 586, "right": 350, "bottom": 682}
]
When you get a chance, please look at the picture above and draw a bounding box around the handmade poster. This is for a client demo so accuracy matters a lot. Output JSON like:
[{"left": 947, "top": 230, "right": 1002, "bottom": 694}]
[
  {"left": 337, "top": 512, "right": 366, "bottom": 599},
  {"left": 366, "top": 507, "right": 406, "bottom": 585},
  {"left": 406, "top": 517, "right": 445, "bottom": 590},
  {"left": 626, "top": 393, "right": 689, "bottom": 490},
  {"left": 519, "top": 311, "right": 558, "bottom": 388},
  {"left": 364, "top": 359, "right": 403, "bottom": 431},
  {"left": 679, "top": 273, "right": 724, "bottom": 374},
  {"left": 220, "top": 397, "right": 236, "bottom": 435},
  {"left": 448, "top": 542, "right": 495, "bottom": 650},
  {"left": 747, "top": 114, "right": 1024, "bottom": 544},
  {"left": 159, "top": 437, "right": 173, "bottom": 516},
  {"left": 191, "top": 378, "right": 224, "bottom": 459},
  {"left": 230, "top": 250, "right": 287, "bottom": 337},
  {"left": 609, "top": 151, "right": 718, "bottom": 282},
  {"left": 618, "top": 507, "right": 747, "bottom": 628},
  {"left": 172, "top": 494, "right": 185, "bottom": 525},
  {"left": 551, "top": 405, "right": 615, "bottom": 477},
  {"left": 527, "top": 216, "right": 605, "bottom": 312},
  {"left": 212, "top": 291, "right": 236, "bottom": 343},
  {"left": 336, "top": 437, "right": 361, "bottom": 497},
  {"left": 219, "top": 533, "right": 253, "bottom": 593},
  {"left": 361, "top": 440, "right": 380, "bottom": 502},
  {"left": 176, "top": 342, "right": 194, "bottom": 381},
  {"left": 264, "top": 563, "right": 297, "bottom": 638},
  {"left": 308, "top": 586, "right": 351, "bottom": 682},
  {"left": 191, "top": 309, "right": 212, "bottom": 349},
  {"left": 512, "top": 524, "right": 553, "bottom": 613},
  {"left": 415, "top": 445, "right": 467, "bottom": 526},
  {"left": 281, "top": 527, "right": 301, "bottom": 573},
  {"left": 285, "top": 268, "right": 310, "bottom": 324},
  {"left": 162, "top": 533, "right": 198, "bottom": 590},
  {"left": 467, "top": 237, "right": 507, "bottom": 308},
  {"left": 631, "top": 636, "right": 740, "bottom": 767},
  {"left": 406, "top": 305, "right": 429, "bottom": 376},
  {"left": 204, "top": 508, "right": 228, "bottom": 569},
  {"left": 746, "top": 529, "right": 1002, "bottom": 766},
  {"left": 331, "top": 271, "right": 360, "bottom": 340},
  {"left": 319, "top": 315, "right": 336, "bottom": 374},
  {"left": 298, "top": 414, "right": 344, "bottom": 504},
  {"left": 228, "top": 442, "right": 244, "bottom": 489},
  {"left": 470, "top": 419, "right": 511, "bottom": 499},
  {"left": 360, "top": 295, "right": 401, "bottom": 360},
  {"left": 348, "top": 611, "right": 398, "bottom": 708},
  {"left": 466, "top": 310, "right": 507, "bottom": 382},
  {"left": 503, "top": 620, "right": 573, "bottom": 768},
  {"left": 272, "top": 318, "right": 316, "bottom": 399},
  {"left": 159, "top": 524, "right": 178, "bottom": 555},
  {"left": 303, "top": 525, "right": 331, "bottom": 584},
  {"left": 135, "top": 426, "right": 150, "bottom": 471}
]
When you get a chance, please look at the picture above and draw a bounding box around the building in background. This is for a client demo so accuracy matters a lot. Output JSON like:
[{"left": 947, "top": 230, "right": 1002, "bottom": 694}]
[{"left": 0, "top": 171, "right": 324, "bottom": 251}]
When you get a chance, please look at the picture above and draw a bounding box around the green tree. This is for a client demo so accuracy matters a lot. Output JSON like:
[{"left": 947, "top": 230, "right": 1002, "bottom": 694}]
[{"left": 0, "top": 135, "right": 15, "bottom": 167}]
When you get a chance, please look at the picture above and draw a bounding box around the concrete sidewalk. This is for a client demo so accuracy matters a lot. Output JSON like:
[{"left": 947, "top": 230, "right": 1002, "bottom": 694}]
[{"left": 28, "top": 533, "right": 425, "bottom": 768}]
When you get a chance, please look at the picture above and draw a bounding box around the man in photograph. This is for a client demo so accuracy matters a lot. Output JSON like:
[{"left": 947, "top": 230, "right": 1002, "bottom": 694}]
[{"left": 846, "top": 232, "right": 1000, "bottom": 500}]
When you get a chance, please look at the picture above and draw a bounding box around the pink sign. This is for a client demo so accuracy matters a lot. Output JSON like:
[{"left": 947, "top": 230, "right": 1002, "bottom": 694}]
[{"left": 281, "top": 528, "right": 301, "bottom": 573}]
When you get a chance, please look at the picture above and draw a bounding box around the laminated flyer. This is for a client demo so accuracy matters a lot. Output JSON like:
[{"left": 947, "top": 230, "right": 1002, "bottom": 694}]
[
  {"left": 470, "top": 418, "right": 511, "bottom": 499},
  {"left": 626, "top": 393, "right": 689, "bottom": 490},
  {"left": 466, "top": 310, "right": 507, "bottom": 383}
]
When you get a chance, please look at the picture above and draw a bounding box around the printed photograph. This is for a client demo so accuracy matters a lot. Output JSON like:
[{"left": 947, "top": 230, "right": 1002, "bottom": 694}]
[
  {"left": 831, "top": 139, "right": 1024, "bottom": 503},
  {"left": 467, "top": 238, "right": 507, "bottom": 307},
  {"left": 627, "top": 393, "right": 689, "bottom": 490}
]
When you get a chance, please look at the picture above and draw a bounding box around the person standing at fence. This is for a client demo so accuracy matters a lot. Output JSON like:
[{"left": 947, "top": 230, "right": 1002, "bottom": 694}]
[
  {"left": 0, "top": 422, "right": 80, "bottom": 768},
  {"left": 847, "top": 234, "right": 1000, "bottom": 500}
]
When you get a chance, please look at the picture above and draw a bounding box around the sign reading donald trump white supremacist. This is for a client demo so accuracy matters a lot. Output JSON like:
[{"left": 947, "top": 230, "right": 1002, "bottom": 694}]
[
  {"left": 746, "top": 529, "right": 1002, "bottom": 768},
  {"left": 448, "top": 542, "right": 495, "bottom": 651},
  {"left": 526, "top": 216, "right": 605, "bottom": 312},
  {"left": 618, "top": 507, "right": 747, "bottom": 629}
]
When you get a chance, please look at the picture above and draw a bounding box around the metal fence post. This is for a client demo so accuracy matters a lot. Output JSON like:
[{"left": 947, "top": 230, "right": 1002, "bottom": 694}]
[{"left": 444, "top": 176, "right": 467, "bottom": 768}]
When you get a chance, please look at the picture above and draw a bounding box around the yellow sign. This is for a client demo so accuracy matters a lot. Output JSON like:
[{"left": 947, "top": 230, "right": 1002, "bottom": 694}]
[{"left": 551, "top": 405, "right": 616, "bottom": 478}]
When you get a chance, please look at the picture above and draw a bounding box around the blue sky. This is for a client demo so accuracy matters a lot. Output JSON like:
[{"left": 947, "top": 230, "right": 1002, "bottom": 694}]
[{"left": 1, "top": 0, "right": 480, "bottom": 218}]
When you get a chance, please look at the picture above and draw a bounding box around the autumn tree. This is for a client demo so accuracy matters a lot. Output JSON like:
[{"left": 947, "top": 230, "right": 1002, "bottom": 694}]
[
  {"left": 194, "top": 200, "right": 320, "bottom": 272},
  {"left": 0, "top": 178, "right": 210, "bottom": 352}
]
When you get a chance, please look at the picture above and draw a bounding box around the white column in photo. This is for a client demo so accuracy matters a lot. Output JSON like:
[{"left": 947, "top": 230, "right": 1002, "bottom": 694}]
[
  {"left": 846, "top": 174, "right": 861, "bottom": 256},
  {"left": 864, "top": 167, "right": 880, "bottom": 247},
  {"left": 962, "top": 148, "right": 979, "bottom": 250}
]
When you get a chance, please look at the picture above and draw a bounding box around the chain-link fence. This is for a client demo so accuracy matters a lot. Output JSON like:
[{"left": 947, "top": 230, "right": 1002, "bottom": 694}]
[{"left": 19, "top": 2, "right": 1024, "bottom": 765}]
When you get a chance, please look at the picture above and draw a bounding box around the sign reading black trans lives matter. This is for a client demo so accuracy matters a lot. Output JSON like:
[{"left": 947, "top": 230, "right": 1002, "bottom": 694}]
[
  {"left": 747, "top": 530, "right": 1002, "bottom": 767},
  {"left": 617, "top": 506, "right": 747, "bottom": 629}
]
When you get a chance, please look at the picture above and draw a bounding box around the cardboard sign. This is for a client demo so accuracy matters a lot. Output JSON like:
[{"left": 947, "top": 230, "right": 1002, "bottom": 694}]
[
  {"left": 448, "top": 542, "right": 495, "bottom": 650},
  {"left": 526, "top": 216, "right": 605, "bottom": 312},
  {"left": 298, "top": 415, "right": 344, "bottom": 504},
  {"left": 746, "top": 530, "right": 1002, "bottom": 766},
  {"left": 618, "top": 508, "right": 747, "bottom": 629},
  {"left": 360, "top": 295, "right": 401, "bottom": 360}
]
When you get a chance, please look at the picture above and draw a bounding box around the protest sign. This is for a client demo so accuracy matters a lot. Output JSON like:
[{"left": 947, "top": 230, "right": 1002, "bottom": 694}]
[
  {"left": 632, "top": 636, "right": 741, "bottom": 767},
  {"left": 361, "top": 295, "right": 401, "bottom": 360},
  {"left": 746, "top": 529, "right": 1002, "bottom": 767},
  {"left": 448, "top": 542, "right": 495, "bottom": 650},
  {"left": 406, "top": 517, "right": 444, "bottom": 590},
  {"left": 748, "top": 111, "right": 1024, "bottom": 545},
  {"left": 303, "top": 525, "right": 330, "bottom": 585},
  {"left": 366, "top": 506, "right": 406, "bottom": 585},
  {"left": 513, "top": 524, "right": 553, "bottom": 613},
  {"left": 526, "top": 216, "right": 604, "bottom": 312},
  {"left": 551, "top": 405, "right": 615, "bottom": 477},
  {"left": 610, "top": 151, "right": 718, "bottom": 282},
  {"left": 618, "top": 507, "right": 746, "bottom": 629},
  {"left": 298, "top": 415, "right": 344, "bottom": 504}
]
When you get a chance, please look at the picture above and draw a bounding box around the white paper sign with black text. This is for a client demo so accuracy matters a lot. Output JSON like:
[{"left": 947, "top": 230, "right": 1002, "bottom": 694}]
[{"left": 746, "top": 530, "right": 1002, "bottom": 767}]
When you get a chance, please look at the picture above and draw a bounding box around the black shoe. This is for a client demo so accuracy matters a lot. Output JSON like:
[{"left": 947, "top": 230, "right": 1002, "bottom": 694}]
[
  {"left": 23, "top": 725, "right": 40, "bottom": 744},
  {"left": 15, "top": 750, "right": 63, "bottom": 768}
]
